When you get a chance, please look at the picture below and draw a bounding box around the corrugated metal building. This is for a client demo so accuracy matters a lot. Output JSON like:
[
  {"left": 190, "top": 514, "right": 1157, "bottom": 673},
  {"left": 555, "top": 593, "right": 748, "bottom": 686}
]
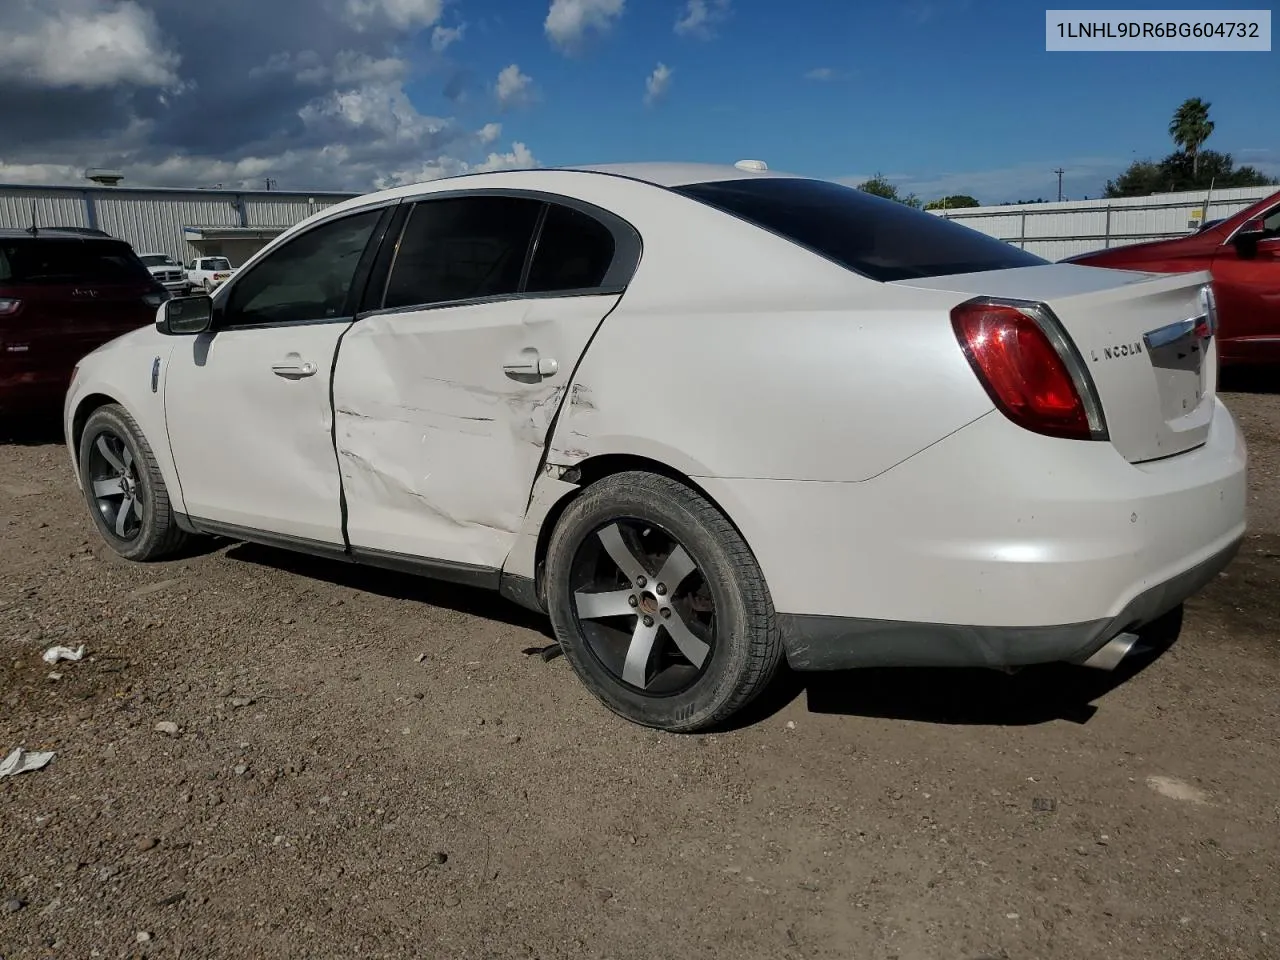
[
  {"left": 0, "top": 183, "right": 360, "bottom": 267},
  {"left": 932, "top": 184, "right": 1276, "bottom": 261}
]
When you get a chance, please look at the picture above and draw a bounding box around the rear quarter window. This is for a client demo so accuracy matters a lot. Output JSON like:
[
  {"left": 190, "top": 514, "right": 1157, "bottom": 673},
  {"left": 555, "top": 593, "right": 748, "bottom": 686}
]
[
  {"left": 0, "top": 239, "right": 153, "bottom": 284},
  {"left": 672, "top": 178, "right": 1046, "bottom": 283}
]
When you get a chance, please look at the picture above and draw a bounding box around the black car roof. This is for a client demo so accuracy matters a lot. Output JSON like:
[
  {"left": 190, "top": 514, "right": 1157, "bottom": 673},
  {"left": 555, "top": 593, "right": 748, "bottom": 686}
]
[{"left": 0, "top": 227, "right": 119, "bottom": 241}]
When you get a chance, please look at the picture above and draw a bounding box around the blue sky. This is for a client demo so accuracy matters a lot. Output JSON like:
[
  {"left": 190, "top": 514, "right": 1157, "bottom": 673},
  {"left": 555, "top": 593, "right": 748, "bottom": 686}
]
[
  {"left": 408, "top": 0, "right": 1278, "bottom": 203},
  {"left": 1, "top": 0, "right": 1275, "bottom": 199}
]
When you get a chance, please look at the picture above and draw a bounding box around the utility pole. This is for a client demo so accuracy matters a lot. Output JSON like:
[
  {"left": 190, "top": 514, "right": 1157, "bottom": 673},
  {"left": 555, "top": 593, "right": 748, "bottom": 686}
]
[{"left": 1053, "top": 168, "right": 1064, "bottom": 202}]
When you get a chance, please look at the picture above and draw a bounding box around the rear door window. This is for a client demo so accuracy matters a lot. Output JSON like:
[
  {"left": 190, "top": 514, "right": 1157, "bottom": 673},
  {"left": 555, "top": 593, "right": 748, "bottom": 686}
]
[
  {"left": 383, "top": 196, "right": 543, "bottom": 310},
  {"left": 0, "top": 239, "right": 153, "bottom": 285},
  {"left": 672, "top": 178, "right": 1047, "bottom": 282},
  {"left": 525, "top": 203, "right": 616, "bottom": 294}
]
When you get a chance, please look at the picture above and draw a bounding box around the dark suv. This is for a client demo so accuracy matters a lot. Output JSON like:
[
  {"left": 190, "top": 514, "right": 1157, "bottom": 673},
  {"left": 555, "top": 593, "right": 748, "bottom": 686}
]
[{"left": 0, "top": 228, "right": 168, "bottom": 414}]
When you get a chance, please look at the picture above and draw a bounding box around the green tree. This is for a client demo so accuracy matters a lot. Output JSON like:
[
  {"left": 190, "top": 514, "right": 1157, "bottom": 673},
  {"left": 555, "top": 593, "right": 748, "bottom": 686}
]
[
  {"left": 1104, "top": 150, "right": 1276, "bottom": 198},
  {"left": 924, "top": 194, "right": 979, "bottom": 210},
  {"left": 1169, "top": 97, "right": 1215, "bottom": 178},
  {"left": 856, "top": 173, "right": 923, "bottom": 208},
  {"left": 1103, "top": 160, "right": 1167, "bottom": 197}
]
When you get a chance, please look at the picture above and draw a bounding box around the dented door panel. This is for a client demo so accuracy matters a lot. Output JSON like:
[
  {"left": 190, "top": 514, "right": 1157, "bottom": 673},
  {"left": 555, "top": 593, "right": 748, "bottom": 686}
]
[{"left": 333, "top": 293, "right": 620, "bottom": 568}]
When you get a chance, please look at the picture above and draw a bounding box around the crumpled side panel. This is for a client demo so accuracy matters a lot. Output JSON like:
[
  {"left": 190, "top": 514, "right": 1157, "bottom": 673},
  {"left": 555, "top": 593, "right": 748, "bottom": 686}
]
[{"left": 333, "top": 295, "right": 618, "bottom": 569}]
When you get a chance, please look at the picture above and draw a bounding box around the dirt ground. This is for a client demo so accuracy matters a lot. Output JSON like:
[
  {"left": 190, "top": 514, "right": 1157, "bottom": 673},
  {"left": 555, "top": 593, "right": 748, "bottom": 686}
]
[{"left": 2, "top": 386, "right": 1278, "bottom": 960}]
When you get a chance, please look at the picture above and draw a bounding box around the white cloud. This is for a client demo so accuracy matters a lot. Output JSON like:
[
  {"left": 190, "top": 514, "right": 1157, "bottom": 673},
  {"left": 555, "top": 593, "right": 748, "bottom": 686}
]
[
  {"left": 374, "top": 141, "right": 537, "bottom": 189},
  {"left": 431, "top": 22, "right": 465, "bottom": 51},
  {"left": 298, "top": 82, "right": 448, "bottom": 143},
  {"left": 674, "top": 0, "right": 730, "bottom": 38},
  {"left": 239, "top": 50, "right": 409, "bottom": 88},
  {"left": 0, "top": 160, "right": 85, "bottom": 185},
  {"left": 0, "top": 0, "right": 538, "bottom": 194},
  {"left": 344, "top": 0, "right": 444, "bottom": 31},
  {"left": 332, "top": 51, "right": 409, "bottom": 85},
  {"left": 0, "top": 0, "right": 180, "bottom": 90},
  {"left": 545, "top": 0, "right": 625, "bottom": 54},
  {"left": 804, "top": 67, "right": 849, "bottom": 81},
  {"left": 473, "top": 141, "right": 536, "bottom": 173},
  {"left": 494, "top": 63, "right": 535, "bottom": 109},
  {"left": 644, "top": 62, "right": 673, "bottom": 106}
]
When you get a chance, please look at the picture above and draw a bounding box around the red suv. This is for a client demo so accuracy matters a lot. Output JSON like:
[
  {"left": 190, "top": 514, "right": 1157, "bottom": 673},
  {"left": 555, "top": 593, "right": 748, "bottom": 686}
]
[
  {"left": 0, "top": 228, "right": 168, "bottom": 414},
  {"left": 1066, "top": 189, "right": 1280, "bottom": 367}
]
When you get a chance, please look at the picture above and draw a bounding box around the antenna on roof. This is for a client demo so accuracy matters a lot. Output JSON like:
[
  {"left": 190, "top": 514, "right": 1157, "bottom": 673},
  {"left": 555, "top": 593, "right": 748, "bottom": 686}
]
[{"left": 734, "top": 159, "right": 768, "bottom": 172}]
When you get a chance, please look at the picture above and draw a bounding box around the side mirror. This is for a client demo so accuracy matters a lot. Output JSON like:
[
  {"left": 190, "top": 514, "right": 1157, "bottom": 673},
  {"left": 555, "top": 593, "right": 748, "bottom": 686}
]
[
  {"left": 1232, "top": 218, "right": 1266, "bottom": 257},
  {"left": 156, "top": 295, "right": 213, "bottom": 335}
]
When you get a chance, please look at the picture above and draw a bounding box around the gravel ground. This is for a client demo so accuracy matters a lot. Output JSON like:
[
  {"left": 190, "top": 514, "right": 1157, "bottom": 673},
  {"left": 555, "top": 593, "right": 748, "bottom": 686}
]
[{"left": 2, "top": 390, "right": 1278, "bottom": 960}]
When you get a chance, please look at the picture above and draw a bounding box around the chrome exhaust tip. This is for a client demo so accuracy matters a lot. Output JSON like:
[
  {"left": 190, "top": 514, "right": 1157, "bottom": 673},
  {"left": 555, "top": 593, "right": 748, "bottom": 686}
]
[{"left": 1081, "top": 632, "right": 1140, "bottom": 671}]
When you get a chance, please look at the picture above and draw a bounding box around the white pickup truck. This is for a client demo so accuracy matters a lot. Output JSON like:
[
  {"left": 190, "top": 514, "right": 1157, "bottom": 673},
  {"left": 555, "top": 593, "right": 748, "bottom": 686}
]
[
  {"left": 186, "top": 256, "right": 237, "bottom": 293},
  {"left": 137, "top": 253, "right": 192, "bottom": 296}
]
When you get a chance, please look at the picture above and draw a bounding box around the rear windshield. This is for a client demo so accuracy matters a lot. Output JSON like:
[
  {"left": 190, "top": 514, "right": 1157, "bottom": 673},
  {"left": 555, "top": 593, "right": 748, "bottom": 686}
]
[
  {"left": 202, "top": 258, "right": 232, "bottom": 270},
  {"left": 0, "top": 239, "right": 153, "bottom": 284},
  {"left": 672, "top": 177, "right": 1046, "bottom": 283}
]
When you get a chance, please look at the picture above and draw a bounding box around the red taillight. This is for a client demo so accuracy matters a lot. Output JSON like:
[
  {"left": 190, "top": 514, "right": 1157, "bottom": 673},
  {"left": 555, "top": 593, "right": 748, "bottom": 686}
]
[
  {"left": 0, "top": 298, "right": 21, "bottom": 316},
  {"left": 951, "top": 299, "right": 1102, "bottom": 442}
]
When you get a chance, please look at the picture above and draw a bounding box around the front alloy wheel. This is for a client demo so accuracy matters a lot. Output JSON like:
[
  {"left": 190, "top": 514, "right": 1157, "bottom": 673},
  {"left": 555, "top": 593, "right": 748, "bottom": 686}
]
[
  {"left": 78, "top": 404, "right": 190, "bottom": 562},
  {"left": 86, "top": 430, "right": 144, "bottom": 541}
]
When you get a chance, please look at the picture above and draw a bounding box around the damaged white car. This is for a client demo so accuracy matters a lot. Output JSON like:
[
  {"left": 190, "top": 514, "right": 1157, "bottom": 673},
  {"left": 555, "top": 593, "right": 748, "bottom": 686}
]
[{"left": 64, "top": 163, "right": 1247, "bottom": 732}]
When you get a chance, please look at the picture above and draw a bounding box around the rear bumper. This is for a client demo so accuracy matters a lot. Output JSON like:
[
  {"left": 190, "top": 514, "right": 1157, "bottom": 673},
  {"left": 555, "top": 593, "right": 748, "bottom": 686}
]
[
  {"left": 776, "top": 536, "right": 1240, "bottom": 670},
  {"left": 698, "top": 399, "right": 1247, "bottom": 670}
]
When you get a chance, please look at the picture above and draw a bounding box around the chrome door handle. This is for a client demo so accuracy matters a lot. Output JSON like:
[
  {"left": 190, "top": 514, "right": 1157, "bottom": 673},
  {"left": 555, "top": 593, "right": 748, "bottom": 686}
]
[
  {"left": 503, "top": 354, "right": 559, "bottom": 379},
  {"left": 271, "top": 360, "right": 318, "bottom": 379}
]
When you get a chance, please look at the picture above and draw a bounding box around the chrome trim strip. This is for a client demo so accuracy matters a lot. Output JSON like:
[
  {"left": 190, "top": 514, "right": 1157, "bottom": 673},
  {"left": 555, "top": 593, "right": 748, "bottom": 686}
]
[{"left": 1143, "top": 314, "right": 1206, "bottom": 350}]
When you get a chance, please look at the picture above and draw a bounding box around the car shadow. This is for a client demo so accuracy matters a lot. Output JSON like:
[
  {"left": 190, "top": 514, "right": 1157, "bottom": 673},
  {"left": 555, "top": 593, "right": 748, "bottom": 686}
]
[
  {"left": 221, "top": 541, "right": 555, "bottom": 637},
  {"left": 1220, "top": 368, "right": 1280, "bottom": 395},
  {"left": 208, "top": 540, "right": 1185, "bottom": 731},
  {"left": 719, "top": 606, "right": 1185, "bottom": 731}
]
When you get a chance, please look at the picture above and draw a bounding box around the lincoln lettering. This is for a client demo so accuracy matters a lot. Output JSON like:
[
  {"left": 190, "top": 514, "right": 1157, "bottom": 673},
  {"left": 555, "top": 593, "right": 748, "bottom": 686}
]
[{"left": 1091, "top": 342, "right": 1144, "bottom": 362}]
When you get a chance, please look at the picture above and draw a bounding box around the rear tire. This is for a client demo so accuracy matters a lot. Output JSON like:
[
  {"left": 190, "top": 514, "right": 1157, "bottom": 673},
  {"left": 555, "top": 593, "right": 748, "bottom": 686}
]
[
  {"left": 78, "top": 404, "right": 191, "bottom": 562},
  {"left": 545, "top": 471, "right": 783, "bottom": 732}
]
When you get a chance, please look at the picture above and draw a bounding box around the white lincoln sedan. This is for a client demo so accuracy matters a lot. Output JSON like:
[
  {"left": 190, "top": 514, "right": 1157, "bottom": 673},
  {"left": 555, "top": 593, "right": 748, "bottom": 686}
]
[{"left": 64, "top": 162, "right": 1247, "bottom": 732}]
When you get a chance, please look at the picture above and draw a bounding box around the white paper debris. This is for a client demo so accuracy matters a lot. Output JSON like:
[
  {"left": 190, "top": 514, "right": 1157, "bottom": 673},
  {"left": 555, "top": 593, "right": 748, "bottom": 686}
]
[
  {"left": 0, "top": 747, "right": 55, "bottom": 779},
  {"left": 42, "top": 645, "right": 85, "bottom": 665}
]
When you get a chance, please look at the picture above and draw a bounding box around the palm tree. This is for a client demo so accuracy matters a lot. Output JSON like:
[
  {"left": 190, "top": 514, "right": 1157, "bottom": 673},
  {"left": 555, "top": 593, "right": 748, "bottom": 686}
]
[{"left": 1169, "top": 98, "right": 1215, "bottom": 178}]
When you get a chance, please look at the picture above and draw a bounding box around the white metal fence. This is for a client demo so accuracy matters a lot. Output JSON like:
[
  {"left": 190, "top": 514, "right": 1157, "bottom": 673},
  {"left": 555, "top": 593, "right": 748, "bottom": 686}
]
[{"left": 932, "top": 185, "right": 1276, "bottom": 261}]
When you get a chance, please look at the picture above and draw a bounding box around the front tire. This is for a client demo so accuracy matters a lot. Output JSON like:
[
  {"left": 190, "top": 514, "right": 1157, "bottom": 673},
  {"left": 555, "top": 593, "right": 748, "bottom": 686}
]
[
  {"left": 545, "top": 471, "right": 783, "bottom": 732},
  {"left": 78, "top": 404, "right": 190, "bottom": 562}
]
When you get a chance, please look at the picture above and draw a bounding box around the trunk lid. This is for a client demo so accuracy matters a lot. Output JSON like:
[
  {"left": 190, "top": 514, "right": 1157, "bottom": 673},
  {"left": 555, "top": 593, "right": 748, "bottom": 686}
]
[{"left": 895, "top": 263, "right": 1217, "bottom": 464}]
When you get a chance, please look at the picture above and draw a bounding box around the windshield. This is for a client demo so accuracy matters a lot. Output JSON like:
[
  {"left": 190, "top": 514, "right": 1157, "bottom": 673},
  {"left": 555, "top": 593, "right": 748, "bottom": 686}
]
[
  {"left": 0, "top": 239, "right": 154, "bottom": 284},
  {"left": 140, "top": 254, "right": 177, "bottom": 266},
  {"left": 672, "top": 177, "right": 1047, "bottom": 283},
  {"left": 203, "top": 258, "right": 232, "bottom": 270}
]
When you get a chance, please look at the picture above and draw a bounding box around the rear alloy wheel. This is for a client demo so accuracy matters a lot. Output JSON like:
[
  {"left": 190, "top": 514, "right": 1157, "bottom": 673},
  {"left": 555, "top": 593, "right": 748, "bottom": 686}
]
[
  {"left": 545, "top": 471, "right": 783, "bottom": 732},
  {"left": 79, "top": 404, "right": 190, "bottom": 562}
]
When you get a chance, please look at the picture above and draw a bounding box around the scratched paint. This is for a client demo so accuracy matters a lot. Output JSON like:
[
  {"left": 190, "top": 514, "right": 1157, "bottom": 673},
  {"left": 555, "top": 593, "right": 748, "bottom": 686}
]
[{"left": 331, "top": 293, "right": 619, "bottom": 569}]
